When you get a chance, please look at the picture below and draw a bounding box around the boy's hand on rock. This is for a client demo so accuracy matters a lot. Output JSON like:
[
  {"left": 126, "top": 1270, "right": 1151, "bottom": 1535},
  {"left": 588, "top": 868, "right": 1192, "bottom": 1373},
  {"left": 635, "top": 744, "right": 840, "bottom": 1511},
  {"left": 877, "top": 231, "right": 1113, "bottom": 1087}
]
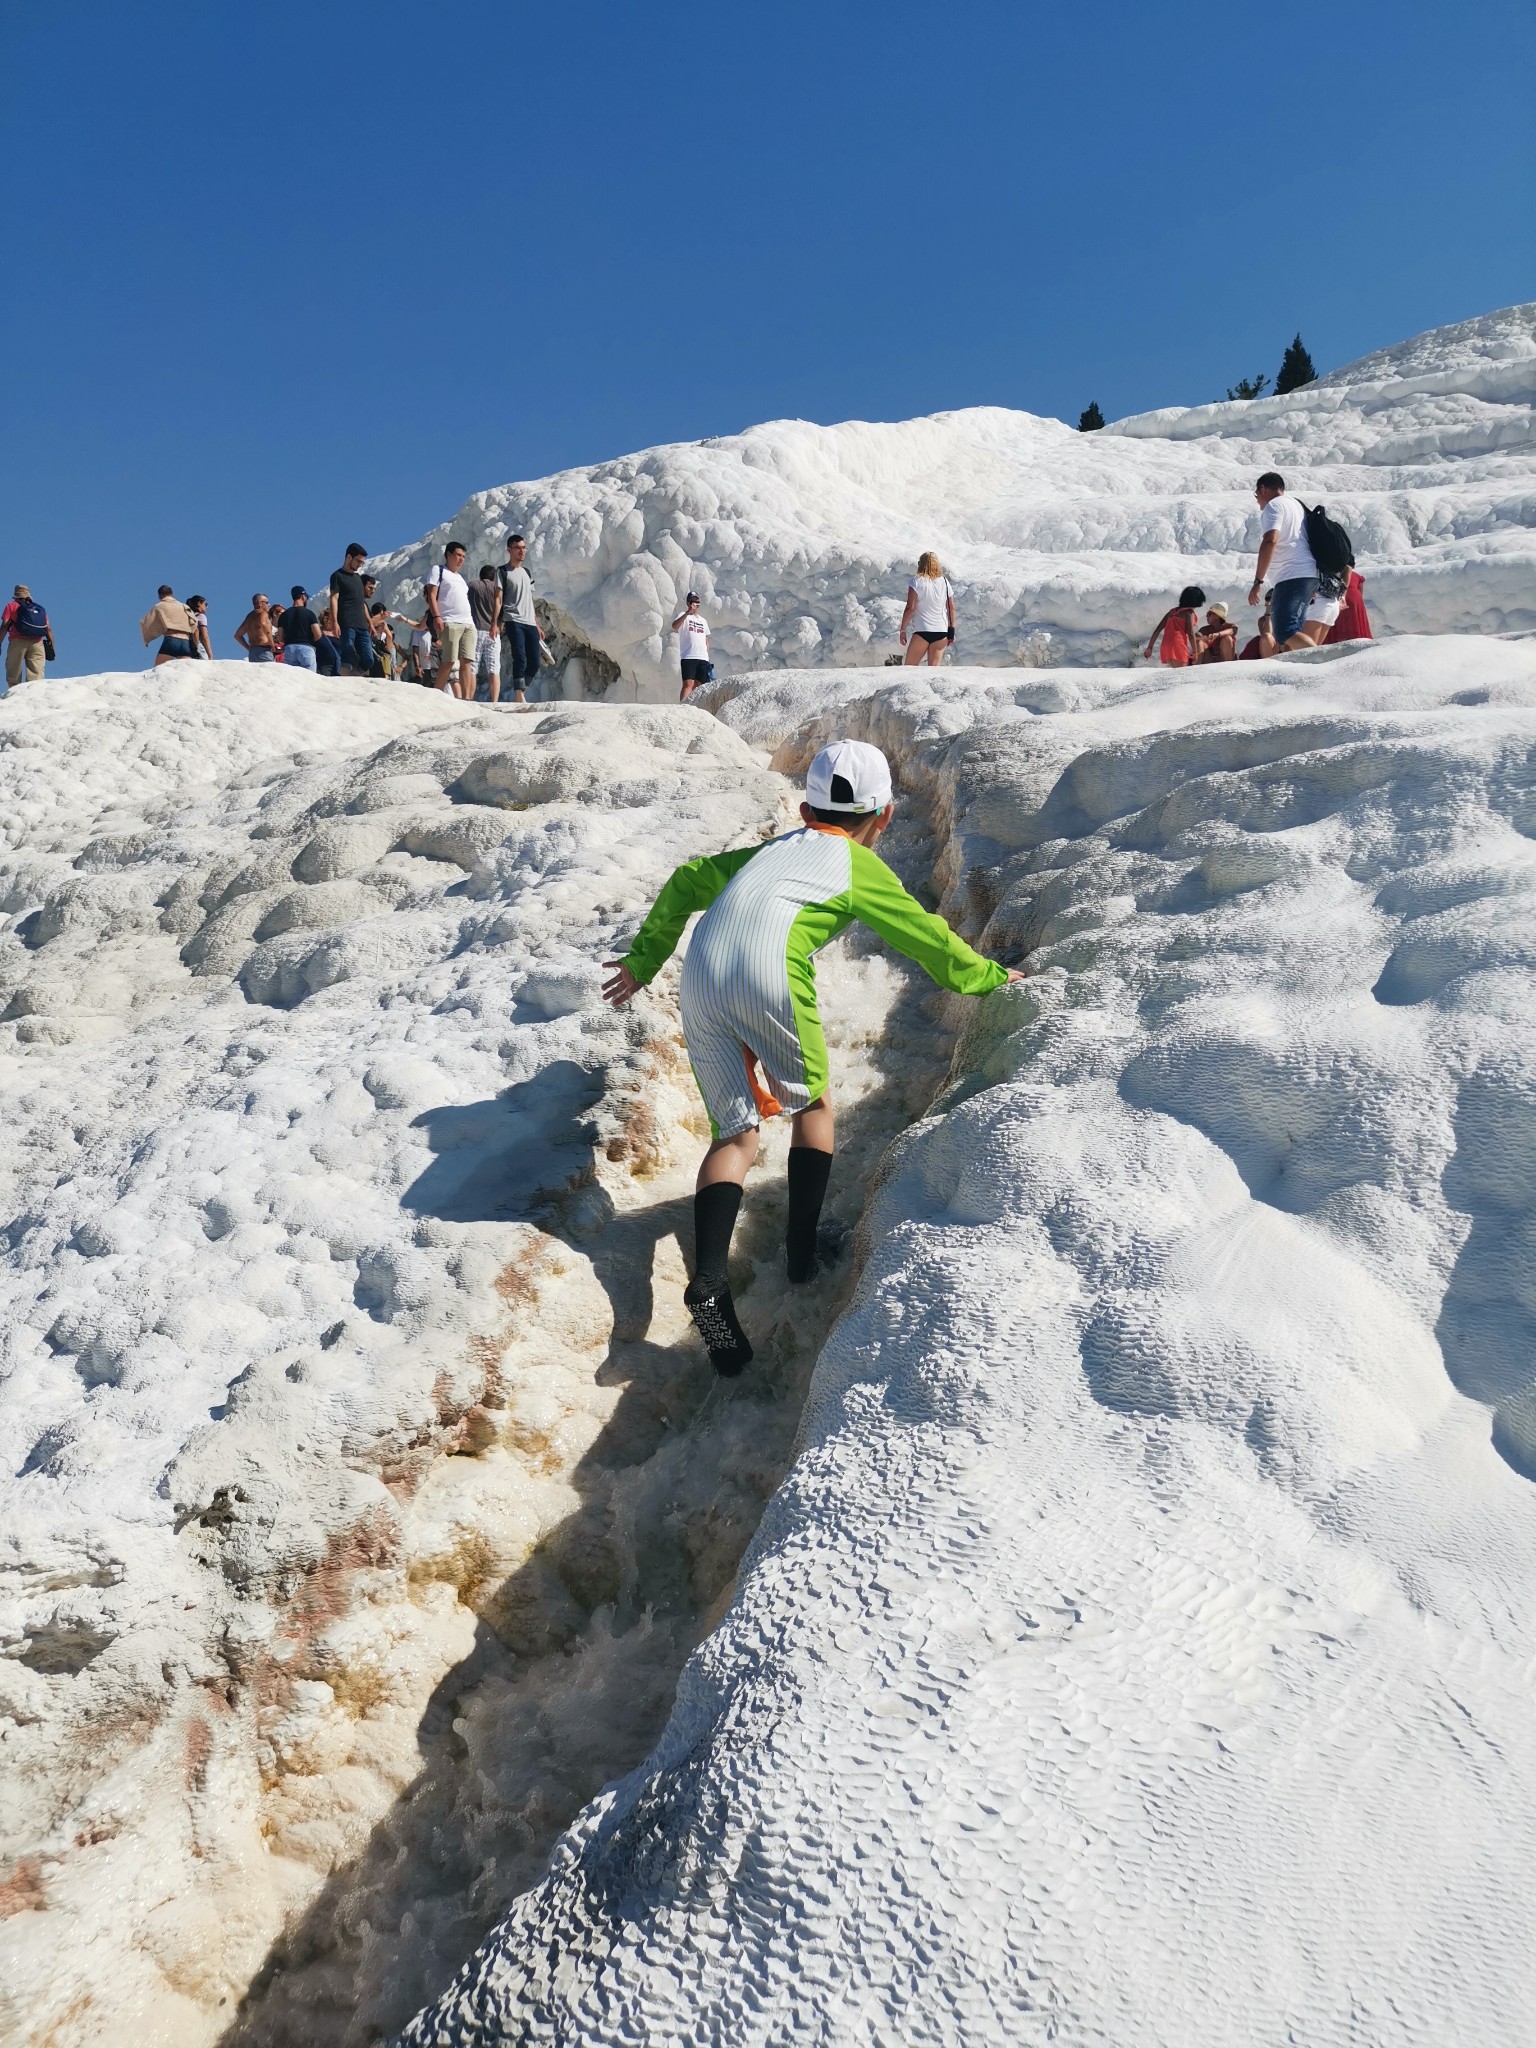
[
  {"left": 1003, "top": 968, "right": 1027, "bottom": 983},
  {"left": 601, "top": 960, "right": 640, "bottom": 1007}
]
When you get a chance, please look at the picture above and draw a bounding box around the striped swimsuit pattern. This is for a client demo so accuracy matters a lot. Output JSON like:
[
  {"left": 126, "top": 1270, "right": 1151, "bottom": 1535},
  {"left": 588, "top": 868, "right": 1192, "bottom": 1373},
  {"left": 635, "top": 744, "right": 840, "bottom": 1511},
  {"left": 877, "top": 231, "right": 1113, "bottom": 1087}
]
[{"left": 679, "top": 828, "right": 853, "bottom": 1139}]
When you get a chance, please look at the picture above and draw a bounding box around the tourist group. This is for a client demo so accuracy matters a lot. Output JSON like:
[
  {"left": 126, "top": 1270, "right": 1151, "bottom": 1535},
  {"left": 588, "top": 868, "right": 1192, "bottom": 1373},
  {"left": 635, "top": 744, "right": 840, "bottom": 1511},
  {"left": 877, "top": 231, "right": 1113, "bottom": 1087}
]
[{"left": 3, "top": 471, "right": 1370, "bottom": 704}]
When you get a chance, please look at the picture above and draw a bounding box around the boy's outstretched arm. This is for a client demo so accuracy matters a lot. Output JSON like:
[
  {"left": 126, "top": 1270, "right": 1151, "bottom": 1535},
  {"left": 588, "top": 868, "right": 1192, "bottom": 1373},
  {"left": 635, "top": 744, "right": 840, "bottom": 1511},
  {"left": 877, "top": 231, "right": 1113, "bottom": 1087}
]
[
  {"left": 601, "top": 843, "right": 763, "bottom": 1007},
  {"left": 847, "top": 840, "right": 1020, "bottom": 993}
]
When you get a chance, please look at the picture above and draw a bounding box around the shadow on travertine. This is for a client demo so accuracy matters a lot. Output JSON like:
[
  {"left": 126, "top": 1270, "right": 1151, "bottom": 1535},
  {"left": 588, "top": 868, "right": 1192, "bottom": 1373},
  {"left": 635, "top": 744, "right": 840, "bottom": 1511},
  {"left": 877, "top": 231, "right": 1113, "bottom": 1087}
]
[
  {"left": 400, "top": 1064, "right": 605, "bottom": 1225},
  {"left": 216, "top": 804, "right": 961, "bottom": 2046},
  {"left": 1436, "top": 1065, "right": 1536, "bottom": 1483}
]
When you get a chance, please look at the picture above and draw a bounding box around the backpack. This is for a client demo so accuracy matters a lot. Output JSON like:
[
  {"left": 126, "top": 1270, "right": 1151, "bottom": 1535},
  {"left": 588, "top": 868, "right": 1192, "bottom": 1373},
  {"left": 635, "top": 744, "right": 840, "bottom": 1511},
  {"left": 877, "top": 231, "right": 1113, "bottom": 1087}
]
[
  {"left": 11, "top": 596, "right": 47, "bottom": 637},
  {"left": 1300, "top": 503, "right": 1354, "bottom": 578}
]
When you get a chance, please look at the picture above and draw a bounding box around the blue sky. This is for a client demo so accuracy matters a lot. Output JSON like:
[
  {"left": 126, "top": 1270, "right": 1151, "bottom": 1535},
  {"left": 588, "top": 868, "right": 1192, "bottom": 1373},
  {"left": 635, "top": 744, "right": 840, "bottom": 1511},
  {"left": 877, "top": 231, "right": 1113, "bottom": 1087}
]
[{"left": 4, "top": 0, "right": 1531, "bottom": 677}]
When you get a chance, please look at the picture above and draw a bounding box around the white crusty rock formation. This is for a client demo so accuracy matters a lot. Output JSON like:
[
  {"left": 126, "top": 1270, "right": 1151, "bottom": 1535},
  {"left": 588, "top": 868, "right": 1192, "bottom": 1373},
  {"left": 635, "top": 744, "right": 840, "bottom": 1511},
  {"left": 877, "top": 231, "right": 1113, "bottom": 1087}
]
[
  {"left": 0, "top": 664, "right": 961, "bottom": 2044},
  {"left": 372, "top": 302, "right": 1535, "bottom": 697},
  {"left": 402, "top": 634, "right": 1536, "bottom": 2047},
  {"left": 0, "top": 669, "right": 786, "bottom": 2038},
  {"left": 5, "top": 302, "right": 1536, "bottom": 2048},
  {"left": 7, "top": 636, "right": 1536, "bottom": 2047}
]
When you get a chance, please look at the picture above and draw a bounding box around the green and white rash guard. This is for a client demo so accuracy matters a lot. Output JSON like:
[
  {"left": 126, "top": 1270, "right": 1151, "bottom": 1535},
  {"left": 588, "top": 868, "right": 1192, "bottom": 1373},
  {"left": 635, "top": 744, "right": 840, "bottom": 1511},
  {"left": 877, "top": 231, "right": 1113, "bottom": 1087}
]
[{"left": 622, "top": 823, "right": 1007, "bottom": 1138}]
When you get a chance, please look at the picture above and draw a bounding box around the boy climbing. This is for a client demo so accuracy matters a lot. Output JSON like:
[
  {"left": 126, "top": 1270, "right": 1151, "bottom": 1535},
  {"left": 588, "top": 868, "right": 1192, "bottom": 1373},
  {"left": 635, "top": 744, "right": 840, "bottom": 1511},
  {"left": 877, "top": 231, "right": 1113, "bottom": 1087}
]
[{"left": 601, "top": 740, "right": 1023, "bottom": 1375}]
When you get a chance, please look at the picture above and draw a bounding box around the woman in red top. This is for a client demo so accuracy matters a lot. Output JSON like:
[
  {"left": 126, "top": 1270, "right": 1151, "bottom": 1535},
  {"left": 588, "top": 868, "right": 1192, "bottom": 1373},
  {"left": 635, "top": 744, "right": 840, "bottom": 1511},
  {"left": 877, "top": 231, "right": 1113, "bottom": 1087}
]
[
  {"left": 1325, "top": 570, "right": 1371, "bottom": 644},
  {"left": 1143, "top": 585, "right": 1205, "bottom": 667}
]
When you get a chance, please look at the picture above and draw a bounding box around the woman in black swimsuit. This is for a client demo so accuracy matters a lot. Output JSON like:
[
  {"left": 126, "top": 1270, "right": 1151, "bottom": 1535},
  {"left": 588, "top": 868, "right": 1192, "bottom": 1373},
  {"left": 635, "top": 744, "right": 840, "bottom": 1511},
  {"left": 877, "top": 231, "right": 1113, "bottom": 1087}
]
[{"left": 899, "top": 550, "right": 956, "bottom": 667}]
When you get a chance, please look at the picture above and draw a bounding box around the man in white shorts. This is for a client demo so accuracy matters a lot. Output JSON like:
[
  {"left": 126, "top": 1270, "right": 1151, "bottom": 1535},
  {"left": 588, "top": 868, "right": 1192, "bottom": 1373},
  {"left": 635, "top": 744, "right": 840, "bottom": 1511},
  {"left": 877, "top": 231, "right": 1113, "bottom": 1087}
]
[
  {"left": 671, "top": 591, "right": 711, "bottom": 700},
  {"left": 1291, "top": 586, "right": 1343, "bottom": 649},
  {"left": 468, "top": 562, "right": 503, "bottom": 702},
  {"left": 424, "top": 540, "right": 476, "bottom": 697}
]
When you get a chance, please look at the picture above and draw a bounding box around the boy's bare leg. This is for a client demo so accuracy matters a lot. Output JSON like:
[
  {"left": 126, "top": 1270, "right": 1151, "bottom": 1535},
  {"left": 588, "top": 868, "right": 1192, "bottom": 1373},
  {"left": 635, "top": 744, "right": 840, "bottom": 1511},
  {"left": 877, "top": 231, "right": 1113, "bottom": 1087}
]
[
  {"left": 697, "top": 1125, "right": 760, "bottom": 1190},
  {"left": 791, "top": 1098, "right": 834, "bottom": 1152}
]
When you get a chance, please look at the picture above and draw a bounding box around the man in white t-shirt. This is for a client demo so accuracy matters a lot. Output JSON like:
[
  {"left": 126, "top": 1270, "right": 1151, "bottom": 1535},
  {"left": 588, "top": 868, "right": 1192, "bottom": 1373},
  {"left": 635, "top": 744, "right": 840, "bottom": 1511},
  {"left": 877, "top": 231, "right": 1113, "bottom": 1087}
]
[
  {"left": 424, "top": 540, "right": 476, "bottom": 697},
  {"left": 1247, "top": 472, "right": 1318, "bottom": 650},
  {"left": 671, "top": 591, "right": 711, "bottom": 701}
]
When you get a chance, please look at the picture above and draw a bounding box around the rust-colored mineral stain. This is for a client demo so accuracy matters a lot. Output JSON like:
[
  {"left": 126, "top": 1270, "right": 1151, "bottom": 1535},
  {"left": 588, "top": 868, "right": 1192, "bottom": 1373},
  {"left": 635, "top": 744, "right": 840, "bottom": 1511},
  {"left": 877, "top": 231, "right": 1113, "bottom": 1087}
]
[
  {"left": 184, "top": 1715, "right": 213, "bottom": 1791},
  {"left": 0, "top": 1856, "right": 47, "bottom": 1919}
]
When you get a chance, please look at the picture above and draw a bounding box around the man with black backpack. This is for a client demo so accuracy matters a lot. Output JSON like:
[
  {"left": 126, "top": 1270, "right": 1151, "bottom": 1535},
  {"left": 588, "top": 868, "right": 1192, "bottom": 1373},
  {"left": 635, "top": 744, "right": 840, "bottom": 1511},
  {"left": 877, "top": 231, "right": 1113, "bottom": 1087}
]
[
  {"left": 1247, "top": 473, "right": 1317, "bottom": 649},
  {"left": 3, "top": 585, "right": 51, "bottom": 694},
  {"left": 1248, "top": 472, "right": 1358, "bottom": 653}
]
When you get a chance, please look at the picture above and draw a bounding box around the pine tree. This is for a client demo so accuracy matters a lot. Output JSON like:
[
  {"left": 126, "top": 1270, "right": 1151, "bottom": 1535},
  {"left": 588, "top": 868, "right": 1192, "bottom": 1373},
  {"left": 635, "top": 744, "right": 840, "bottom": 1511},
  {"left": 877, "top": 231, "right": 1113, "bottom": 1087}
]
[
  {"left": 1078, "top": 401, "right": 1105, "bottom": 432},
  {"left": 1275, "top": 334, "right": 1317, "bottom": 395},
  {"left": 1226, "top": 373, "right": 1269, "bottom": 401}
]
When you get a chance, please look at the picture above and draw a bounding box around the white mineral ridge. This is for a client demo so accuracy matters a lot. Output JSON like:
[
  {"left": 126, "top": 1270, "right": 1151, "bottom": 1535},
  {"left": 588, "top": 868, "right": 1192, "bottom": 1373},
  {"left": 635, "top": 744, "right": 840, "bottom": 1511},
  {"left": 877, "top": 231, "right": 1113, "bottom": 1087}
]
[
  {"left": 373, "top": 302, "right": 1536, "bottom": 696},
  {"left": 403, "top": 634, "right": 1536, "bottom": 2047},
  {"left": 0, "top": 663, "right": 790, "bottom": 2042}
]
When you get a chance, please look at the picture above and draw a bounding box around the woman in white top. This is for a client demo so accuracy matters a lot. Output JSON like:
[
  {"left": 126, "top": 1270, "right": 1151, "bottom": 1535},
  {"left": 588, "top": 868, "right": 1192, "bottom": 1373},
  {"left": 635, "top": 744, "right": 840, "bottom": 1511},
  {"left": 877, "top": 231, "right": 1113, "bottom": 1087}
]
[{"left": 899, "top": 551, "right": 955, "bottom": 667}]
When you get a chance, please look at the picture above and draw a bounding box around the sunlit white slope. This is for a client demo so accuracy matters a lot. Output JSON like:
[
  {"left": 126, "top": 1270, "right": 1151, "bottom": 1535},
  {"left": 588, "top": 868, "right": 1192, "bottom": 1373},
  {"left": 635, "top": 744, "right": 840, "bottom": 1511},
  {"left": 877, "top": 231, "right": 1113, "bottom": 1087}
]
[
  {"left": 0, "top": 665, "right": 784, "bottom": 2044},
  {"left": 403, "top": 635, "right": 1536, "bottom": 2047},
  {"left": 373, "top": 304, "right": 1536, "bottom": 696}
]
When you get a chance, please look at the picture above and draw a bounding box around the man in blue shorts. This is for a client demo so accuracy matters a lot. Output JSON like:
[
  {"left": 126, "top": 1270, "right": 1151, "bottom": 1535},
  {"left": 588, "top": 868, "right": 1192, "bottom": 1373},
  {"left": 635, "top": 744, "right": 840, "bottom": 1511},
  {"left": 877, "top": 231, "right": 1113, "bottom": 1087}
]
[{"left": 1248, "top": 473, "right": 1318, "bottom": 647}]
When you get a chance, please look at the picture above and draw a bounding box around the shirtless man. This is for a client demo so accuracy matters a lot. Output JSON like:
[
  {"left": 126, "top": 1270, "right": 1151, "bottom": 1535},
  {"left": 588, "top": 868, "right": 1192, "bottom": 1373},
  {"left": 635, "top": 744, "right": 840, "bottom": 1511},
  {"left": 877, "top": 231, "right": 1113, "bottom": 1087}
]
[
  {"left": 139, "top": 585, "right": 200, "bottom": 664},
  {"left": 234, "top": 594, "right": 278, "bottom": 663}
]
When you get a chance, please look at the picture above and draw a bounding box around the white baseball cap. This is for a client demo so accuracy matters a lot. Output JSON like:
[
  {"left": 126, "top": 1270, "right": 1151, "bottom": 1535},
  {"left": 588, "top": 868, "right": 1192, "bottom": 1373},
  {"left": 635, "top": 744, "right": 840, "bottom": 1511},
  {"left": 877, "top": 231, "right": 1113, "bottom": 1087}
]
[{"left": 806, "top": 740, "right": 893, "bottom": 815}]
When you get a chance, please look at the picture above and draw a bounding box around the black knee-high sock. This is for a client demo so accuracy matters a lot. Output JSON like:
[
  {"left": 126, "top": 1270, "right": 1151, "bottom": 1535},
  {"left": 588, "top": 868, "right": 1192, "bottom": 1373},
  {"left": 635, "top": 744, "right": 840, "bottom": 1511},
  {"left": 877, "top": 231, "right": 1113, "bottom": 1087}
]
[
  {"left": 690, "top": 1182, "right": 743, "bottom": 1296},
  {"left": 786, "top": 1147, "right": 833, "bottom": 1283}
]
